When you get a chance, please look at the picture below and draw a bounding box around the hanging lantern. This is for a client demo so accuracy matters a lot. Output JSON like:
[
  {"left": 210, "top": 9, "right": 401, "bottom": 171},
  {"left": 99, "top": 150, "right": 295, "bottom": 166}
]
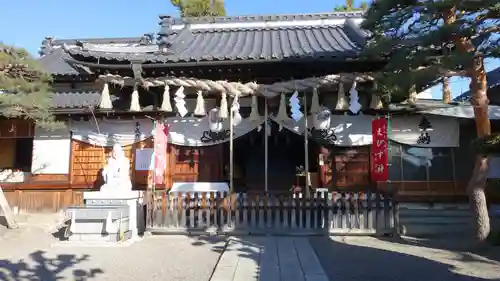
[
  {"left": 200, "top": 108, "right": 230, "bottom": 143},
  {"left": 313, "top": 108, "right": 331, "bottom": 130},
  {"left": 208, "top": 108, "right": 223, "bottom": 133},
  {"left": 310, "top": 108, "right": 337, "bottom": 146}
]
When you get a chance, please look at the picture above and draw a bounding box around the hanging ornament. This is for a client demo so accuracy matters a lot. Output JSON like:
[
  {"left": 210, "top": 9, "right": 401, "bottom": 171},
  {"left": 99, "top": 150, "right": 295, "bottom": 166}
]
[
  {"left": 174, "top": 86, "right": 188, "bottom": 117},
  {"left": 313, "top": 108, "right": 332, "bottom": 130},
  {"left": 310, "top": 88, "right": 320, "bottom": 114},
  {"left": 275, "top": 93, "right": 289, "bottom": 131},
  {"left": 289, "top": 91, "right": 303, "bottom": 122},
  {"left": 231, "top": 96, "right": 242, "bottom": 126},
  {"left": 208, "top": 108, "right": 223, "bottom": 132},
  {"left": 130, "top": 85, "right": 141, "bottom": 112},
  {"left": 249, "top": 95, "right": 260, "bottom": 121},
  {"left": 160, "top": 85, "right": 172, "bottom": 112},
  {"left": 193, "top": 90, "right": 206, "bottom": 116},
  {"left": 348, "top": 80, "right": 362, "bottom": 114},
  {"left": 335, "top": 82, "right": 348, "bottom": 110},
  {"left": 99, "top": 82, "right": 112, "bottom": 109},
  {"left": 219, "top": 92, "right": 228, "bottom": 118}
]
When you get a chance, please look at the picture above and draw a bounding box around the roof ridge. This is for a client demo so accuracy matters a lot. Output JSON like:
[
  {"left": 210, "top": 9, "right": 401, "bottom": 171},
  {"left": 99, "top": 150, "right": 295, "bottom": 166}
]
[
  {"left": 39, "top": 36, "right": 150, "bottom": 57},
  {"left": 160, "top": 11, "right": 364, "bottom": 25},
  {"left": 50, "top": 37, "right": 144, "bottom": 45}
]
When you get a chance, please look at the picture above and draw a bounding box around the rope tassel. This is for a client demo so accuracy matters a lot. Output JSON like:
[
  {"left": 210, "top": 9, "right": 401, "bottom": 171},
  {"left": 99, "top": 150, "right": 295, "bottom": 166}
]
[
  {"left": 275, "top": 93, "right": 289, "bottom": 121},
  {"left": 335, "top": 82, "right": 348, "bottom": 110},
  {"left": 99, "top": 82, "right": 112, "bottom": 109},
  {"left": 193, "top": 90, "right": 206, "bottom": 116},
  {"left": 160, "top": 85, "right": 172, "bottom": 112},
  {"left": 219, "top": 92, "right": 228, "bottom": 119},
  {"left": 249, "top": 95, "right": 260, "bottom": 121},
  {"left": 370, "top": 94, "right": 383, "bottom": 109},
  {"left": 310, "top": 88, "right": 320, "bottom": 114},
  {"left": 130, "top": 86, "right": 141, "bottom": 111}
]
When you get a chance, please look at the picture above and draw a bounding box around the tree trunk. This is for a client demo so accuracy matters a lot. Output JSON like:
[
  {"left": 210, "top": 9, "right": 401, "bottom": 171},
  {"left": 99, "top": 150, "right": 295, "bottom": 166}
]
[
  {"left": 442, "top": 77, "right": 451, "bottom": 103},
  {"left": 445, "top": 6, "right": 491, "bottom": 242},
  {"left": 467, "top": 56, "right": 491, "bottom": 242}
]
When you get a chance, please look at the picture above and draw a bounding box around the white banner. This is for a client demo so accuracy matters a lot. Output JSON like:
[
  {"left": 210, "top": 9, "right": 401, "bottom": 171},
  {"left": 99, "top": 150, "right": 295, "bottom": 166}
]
[
  {"left": 31, "top": 125, "right": 71, "bottom": 174},
  {"left": 272, "top": 114, "right": 459, "bottom": 147},
  {"left": 71, "top": 116, "right": 264, "bottom": 147}
]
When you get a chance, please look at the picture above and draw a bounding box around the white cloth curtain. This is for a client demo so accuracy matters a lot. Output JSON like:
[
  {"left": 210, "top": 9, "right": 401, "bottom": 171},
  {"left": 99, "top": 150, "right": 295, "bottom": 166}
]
[
  {"left": 71, "top": 119, "right": 153, "bottom": 147},
  {"left": 271, "top": 114, "right": 459, "bottom": 148},
  {"left": 71, "top": 116, "right": 264, "bottom": 147}
]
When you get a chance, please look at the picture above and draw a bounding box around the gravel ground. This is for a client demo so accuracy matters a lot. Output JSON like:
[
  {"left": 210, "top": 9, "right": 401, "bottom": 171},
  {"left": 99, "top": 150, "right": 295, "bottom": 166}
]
[
  {"left": 310, "top": 236, "right": 500, "bottom": 281},
  {"left": 0, "top": 222, "right": 226, "bottom": 281}
]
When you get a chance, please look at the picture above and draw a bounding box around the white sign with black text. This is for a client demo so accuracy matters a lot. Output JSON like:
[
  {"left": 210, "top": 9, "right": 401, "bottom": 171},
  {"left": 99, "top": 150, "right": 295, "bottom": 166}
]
[{"left": 135, "top": 148, "right": 154, "bottom": 171}]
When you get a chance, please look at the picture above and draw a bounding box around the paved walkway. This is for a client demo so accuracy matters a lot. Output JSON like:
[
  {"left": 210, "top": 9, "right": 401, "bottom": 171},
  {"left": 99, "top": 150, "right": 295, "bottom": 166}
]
[
  {"left": 210, "top": 237, "right": 328, "bottom": 281},
  {"left": 310, "top": 236, "right": 500, "bottom": 281},
  {"left": 0, "top": 225, "right": 226, "bottom": 281}
]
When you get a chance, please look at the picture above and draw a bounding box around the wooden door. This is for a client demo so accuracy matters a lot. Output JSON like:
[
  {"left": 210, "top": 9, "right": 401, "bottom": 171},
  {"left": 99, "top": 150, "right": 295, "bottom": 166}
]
[
  {"left": 321, "top": 146, "right": 371, "bottom": 190},
  {"left": 170, "top": 145, "right": 223, "bottom": 184}
]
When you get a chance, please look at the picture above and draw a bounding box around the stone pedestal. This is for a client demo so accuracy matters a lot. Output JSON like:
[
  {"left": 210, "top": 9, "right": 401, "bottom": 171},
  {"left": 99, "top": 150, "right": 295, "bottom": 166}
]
[
  {"left": 66, "top": 190, "right": 143, "bottom": 243},
  {"left": 83, "top": 190, "right": 143, "bottom": 239}
]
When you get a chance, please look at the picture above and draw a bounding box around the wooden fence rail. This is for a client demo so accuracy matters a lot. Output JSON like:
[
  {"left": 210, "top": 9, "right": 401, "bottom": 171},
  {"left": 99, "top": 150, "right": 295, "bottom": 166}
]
[{"left": 146, "top": 191, "right": 398, "bottom": 236}]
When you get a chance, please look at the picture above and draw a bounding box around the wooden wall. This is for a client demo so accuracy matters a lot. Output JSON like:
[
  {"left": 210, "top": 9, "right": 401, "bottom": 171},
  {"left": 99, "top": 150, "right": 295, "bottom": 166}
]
[{"left": 3, "top": 136, "right": 225, "bottom": 213}]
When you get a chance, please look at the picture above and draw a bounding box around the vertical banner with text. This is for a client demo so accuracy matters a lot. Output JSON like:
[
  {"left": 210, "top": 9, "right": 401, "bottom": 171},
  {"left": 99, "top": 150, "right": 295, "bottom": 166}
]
[
  {"left": 153, "top": 122, "right": 169, "bottom": 185},
  {"left": 371, "top": 118, "right": 389, "bottom": 182}
]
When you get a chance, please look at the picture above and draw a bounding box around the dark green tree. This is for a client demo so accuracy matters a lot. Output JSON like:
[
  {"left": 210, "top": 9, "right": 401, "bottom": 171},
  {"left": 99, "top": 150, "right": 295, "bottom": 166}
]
[
  {"left": 362, "top": 1, "right": 500, "bottom": 242},
  {"left": 171, "top": 0, "right": 226, "bottom": 17},
  {"left": 0, "top": 43, "right": 62, "bottom": 130},
  {"left": 334, "top": 0, "right": 368, "bottom": 12}
]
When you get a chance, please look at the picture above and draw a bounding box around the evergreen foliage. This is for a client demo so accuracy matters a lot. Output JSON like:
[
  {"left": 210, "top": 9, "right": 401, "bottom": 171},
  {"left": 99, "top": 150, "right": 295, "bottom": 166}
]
[
  {"left": 171, "top": 0, "right": 226, "bottom": 17},
  {"left": 362, "top": 0, "right": 500, "bottom": 242},
  {"left": 334, "top": 0, "right": 368, "bottom": 12},
  {"left": 361, "top": 0, "right": 500, "bottom": 102},
  {"left": 0, "top": 43, "right": 63, "bottom": 130}
]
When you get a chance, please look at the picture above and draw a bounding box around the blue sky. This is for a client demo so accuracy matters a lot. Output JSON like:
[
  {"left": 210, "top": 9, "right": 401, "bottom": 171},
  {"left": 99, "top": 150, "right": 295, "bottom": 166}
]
[{"left": 1, "top": 0, "right": 498, "bottom": 99}]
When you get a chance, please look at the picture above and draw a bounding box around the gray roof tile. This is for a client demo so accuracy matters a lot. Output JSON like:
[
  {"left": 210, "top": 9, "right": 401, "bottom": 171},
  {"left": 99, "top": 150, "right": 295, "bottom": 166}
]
[
  {"left": 64, "top": 20, "right": 366, "bottom": 63},
  {"left": 38, "top": 37, "right": 143, "bottom": 75}
]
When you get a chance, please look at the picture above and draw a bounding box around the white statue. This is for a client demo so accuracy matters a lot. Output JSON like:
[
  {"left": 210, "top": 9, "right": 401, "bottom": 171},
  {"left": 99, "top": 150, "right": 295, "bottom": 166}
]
[{"left": 100, "top": 143, "right": 132, "bottom": 192}]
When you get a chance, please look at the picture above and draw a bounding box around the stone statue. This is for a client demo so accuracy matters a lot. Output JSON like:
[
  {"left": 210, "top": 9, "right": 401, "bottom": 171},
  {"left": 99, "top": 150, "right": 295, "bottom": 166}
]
[{"left": 100, "top": 143, "right": 132, "bottom": 192}]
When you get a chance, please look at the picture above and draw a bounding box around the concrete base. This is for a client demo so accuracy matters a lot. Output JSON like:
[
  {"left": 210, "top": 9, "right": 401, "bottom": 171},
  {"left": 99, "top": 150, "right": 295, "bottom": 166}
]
[
  {"left": 63, "top": 190, "right": 143, "bottom": 243},
  {"left": 68, "top": 229, "right": 132, "bottom": 242},
  {"left": 84, "top": 190, "right": 143, "bottom": 239},
  {"left": 399, "top": 203, "right": 500, "bottom": 237}
]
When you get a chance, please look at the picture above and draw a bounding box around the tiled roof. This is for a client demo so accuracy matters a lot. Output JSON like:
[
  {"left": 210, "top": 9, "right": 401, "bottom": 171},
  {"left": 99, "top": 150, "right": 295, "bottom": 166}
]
[
  {"left": 39, "top": 49, "right": 82, "bottom": 76},
  {"left": 63, "top": 19, "right": 366, "bottom": 64},
  {"left": 454, "top": 66, "right": 500, "bottom": 102},
  {"left": 38, "top": 37, "right": 143, "bottom": 76}
]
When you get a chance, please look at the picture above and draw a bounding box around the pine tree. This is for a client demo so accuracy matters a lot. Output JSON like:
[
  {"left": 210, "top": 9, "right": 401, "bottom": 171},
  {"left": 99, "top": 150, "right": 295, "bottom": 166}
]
[
  {"left": 0, "top": 43, "right": 62, "bottom": 130},
  {"left": 171, "top": 0, "right": 226, "bottom": 17},
  {"left": 334, "top": 0, "right": 368, "bottom": 12},
  {"left": 362, "top": 1, "right": 500, "bottom": 242}
]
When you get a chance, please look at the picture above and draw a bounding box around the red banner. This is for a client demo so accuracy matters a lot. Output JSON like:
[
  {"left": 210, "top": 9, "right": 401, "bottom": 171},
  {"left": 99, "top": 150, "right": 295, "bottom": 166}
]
[
  {"left": 371, "top": 118, "right": 388, "bottom": 182},
  {"left": 153, "top": 122, "right": 169, "bottom": 185}
]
